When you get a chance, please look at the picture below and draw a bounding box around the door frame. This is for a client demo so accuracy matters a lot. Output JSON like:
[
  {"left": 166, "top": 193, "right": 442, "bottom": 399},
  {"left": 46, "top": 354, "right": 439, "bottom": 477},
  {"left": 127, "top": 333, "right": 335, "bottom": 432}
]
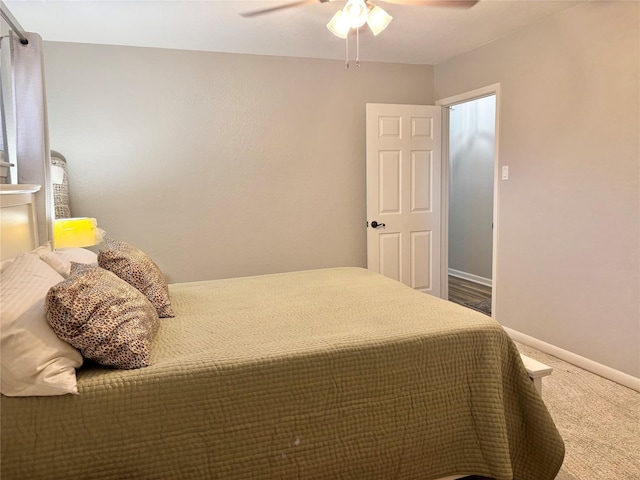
[{"left": 436, "top": 83, "right": 501, "bottom": 318}]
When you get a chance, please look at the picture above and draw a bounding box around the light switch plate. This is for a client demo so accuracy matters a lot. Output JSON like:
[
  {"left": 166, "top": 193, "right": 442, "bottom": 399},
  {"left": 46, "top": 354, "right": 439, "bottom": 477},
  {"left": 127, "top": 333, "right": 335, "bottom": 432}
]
[{"left": 502, "top": 165, "right": 509, "bottom": 180}]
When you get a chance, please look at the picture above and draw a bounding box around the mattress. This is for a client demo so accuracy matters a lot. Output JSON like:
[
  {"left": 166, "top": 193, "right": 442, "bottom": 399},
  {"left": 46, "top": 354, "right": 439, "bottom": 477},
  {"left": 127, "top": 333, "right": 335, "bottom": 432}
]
[{"left": 0, "top": 267, "right": 564, "bottom": 479}]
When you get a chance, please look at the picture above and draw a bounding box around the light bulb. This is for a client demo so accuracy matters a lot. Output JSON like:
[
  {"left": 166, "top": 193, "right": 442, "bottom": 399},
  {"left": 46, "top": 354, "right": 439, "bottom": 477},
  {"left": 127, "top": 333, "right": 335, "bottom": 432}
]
[{"left": 344, "top": 0, "right": 368, "bottom": 28}]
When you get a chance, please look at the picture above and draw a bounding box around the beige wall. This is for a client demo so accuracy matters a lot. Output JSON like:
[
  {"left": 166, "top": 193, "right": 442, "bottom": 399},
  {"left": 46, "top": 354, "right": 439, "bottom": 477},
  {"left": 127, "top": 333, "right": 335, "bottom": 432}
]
[
  {"left": 42, "top": 43, "right": 433, "bottom": 283},
  {"left": 435, "top": 1, "right": 639, "bottom": 377}
]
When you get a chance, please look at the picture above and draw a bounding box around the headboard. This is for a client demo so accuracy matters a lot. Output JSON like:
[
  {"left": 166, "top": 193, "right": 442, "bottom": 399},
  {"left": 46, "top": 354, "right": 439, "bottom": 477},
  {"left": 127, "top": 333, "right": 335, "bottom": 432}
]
[{"left": 0, "top": 184, "right": 42, "bottom": 261}]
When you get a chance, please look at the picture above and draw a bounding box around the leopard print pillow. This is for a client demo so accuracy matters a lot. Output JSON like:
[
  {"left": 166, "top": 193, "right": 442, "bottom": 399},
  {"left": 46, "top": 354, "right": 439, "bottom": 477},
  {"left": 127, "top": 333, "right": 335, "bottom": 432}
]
[
  {"left": 45, "top": 263, "right": 160, "bottom": 370},
  {"left": 98, "top": 237, "right": 175, "bottom": 318}
]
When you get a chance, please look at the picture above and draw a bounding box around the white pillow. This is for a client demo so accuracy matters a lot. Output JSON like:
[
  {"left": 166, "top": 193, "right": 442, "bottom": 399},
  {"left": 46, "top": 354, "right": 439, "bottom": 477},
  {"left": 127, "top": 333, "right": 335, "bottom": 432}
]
[
  {"left": 32, "top": 242, "right": 52, "bottom": 256},
  {"left": 0, "top": 253, "right": 83, "bottom": 396},
  {"left": 40, "top": 247, "right": 98, "bottom": 278},
  {"left": 0, "top": 257, "right": 14, "bottom": 273},
  {"left": 0, "top": 242, "right": 52, "bottom": 274}
]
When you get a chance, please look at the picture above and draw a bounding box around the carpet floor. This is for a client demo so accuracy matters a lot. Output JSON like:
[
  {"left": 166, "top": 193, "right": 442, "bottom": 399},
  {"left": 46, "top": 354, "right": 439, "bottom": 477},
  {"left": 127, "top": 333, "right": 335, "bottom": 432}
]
[{"left": 515, "top": 342, "right": 640, "bottom": 479}]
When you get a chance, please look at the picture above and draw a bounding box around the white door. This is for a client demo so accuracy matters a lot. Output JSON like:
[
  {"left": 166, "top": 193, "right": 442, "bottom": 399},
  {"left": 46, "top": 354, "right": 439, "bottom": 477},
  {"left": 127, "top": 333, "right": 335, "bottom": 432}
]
[{"left": 366, "top": 103, "right": 442, "bottom": 296}]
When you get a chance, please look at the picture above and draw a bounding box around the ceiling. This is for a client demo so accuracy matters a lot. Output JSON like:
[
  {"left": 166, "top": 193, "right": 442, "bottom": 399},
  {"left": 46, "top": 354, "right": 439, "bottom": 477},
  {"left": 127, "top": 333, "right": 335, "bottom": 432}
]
[{"left": 5, "top": 0, "right": 585, "bottom": 65}]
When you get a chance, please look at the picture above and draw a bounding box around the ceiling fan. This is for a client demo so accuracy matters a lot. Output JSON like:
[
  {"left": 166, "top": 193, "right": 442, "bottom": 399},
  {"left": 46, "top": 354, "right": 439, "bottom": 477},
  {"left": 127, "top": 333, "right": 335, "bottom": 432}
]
[
  {"left": 241, "top": 1, "right": 479, "bottom": 26},
  {"left": 241, "top": 0, "right": 479, "bottom": 67}
]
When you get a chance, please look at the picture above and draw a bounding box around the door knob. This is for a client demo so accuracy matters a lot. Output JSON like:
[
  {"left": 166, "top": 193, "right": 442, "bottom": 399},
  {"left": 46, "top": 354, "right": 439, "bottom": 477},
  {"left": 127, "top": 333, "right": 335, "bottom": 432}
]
[{"left": 370, "top": 221, "right": 385, "bottom": 229}]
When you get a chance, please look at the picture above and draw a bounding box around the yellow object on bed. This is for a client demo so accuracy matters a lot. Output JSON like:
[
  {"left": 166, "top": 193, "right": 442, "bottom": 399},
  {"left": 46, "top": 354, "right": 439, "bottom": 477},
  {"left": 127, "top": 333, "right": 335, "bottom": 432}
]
[{"left": 1, "top": 267, "right": 564, "bottom": 480}]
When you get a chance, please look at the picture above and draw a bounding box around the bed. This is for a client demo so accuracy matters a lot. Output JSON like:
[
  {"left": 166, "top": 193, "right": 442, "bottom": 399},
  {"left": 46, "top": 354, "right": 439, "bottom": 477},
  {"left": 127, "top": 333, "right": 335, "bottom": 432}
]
[{"left": 0, "top": 185, "right": 565, "bottom": 480}]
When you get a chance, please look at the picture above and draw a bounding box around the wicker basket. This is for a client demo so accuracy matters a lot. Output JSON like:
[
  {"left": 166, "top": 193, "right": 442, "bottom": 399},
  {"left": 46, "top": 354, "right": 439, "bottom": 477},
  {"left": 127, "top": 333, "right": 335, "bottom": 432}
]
[{"left": 51, "top": 151, "right": 71, "bottom": 218}]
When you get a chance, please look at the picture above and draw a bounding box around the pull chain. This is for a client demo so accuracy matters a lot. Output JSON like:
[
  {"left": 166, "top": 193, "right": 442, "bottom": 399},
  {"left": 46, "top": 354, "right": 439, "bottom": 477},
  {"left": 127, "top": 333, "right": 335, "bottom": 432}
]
[
  {"left": 345, "top": 32, "right": 349, "bottom": 68},
  {"left": 356, "top": 27, "right": 360, "bottom": 67},
  {"left": 344, "top": 29, "right": 362, "bottom": 69}
]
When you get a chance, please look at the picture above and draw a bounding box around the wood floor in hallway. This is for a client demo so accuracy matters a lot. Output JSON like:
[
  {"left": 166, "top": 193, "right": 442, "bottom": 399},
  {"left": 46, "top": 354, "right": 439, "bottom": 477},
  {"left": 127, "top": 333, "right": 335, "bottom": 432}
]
[{"left": 448, "top": 275, "right": 492, "bottom": 306}]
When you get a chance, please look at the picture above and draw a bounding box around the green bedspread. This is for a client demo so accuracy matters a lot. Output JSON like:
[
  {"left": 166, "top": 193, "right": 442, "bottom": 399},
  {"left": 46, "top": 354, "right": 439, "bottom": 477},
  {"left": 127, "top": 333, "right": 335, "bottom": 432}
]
[{"left": 1, "top": 268, "right": 564, "bottom": 479}]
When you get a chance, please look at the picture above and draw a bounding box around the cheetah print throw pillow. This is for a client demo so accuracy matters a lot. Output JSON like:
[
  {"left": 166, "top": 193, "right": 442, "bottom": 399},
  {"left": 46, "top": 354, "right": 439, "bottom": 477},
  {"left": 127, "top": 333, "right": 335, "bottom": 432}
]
[
  {"left": 45, "top": 263, "right": 160, "bottom": 370},
  {"left": 98, "top": 237, "right": 175, "bottom": 318}
]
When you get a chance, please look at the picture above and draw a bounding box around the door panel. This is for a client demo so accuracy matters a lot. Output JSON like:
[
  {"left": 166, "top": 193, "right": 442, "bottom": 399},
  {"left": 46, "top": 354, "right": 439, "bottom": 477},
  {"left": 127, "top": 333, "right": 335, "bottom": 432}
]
[
  {"left": 366, "top": 103, "right": 442, "bottom": 296},
  {"left": 379, "top": 151, "right": 401, "bottom": 213},
  {"left": 380, "top": 233, "right": 401, "bottom": 282},
  {"left": 411, "top": 151, "right": 432, "bottom": 212},
  {"left": 411, "top": 231, "right": 431, "bottom": 290}
]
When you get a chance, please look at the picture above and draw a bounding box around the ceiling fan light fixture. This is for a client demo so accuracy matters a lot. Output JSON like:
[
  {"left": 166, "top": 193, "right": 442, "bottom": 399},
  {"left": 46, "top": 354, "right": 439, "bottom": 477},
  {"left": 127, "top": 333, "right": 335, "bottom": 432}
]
[
  {"left": 344, "top": 0, "right": 368, "bottom": 28},
  {"left": 326, "top": 10, "right": 351, "bottom": 39},
  {"left": 366, "top": 5, "right": 392, "bottom": 36}
]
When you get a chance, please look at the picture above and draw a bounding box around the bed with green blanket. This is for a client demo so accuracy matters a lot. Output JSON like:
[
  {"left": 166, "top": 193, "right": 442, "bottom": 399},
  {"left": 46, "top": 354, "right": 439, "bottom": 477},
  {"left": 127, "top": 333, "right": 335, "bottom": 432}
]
[{"left": 1, "top": 267, "right": 564, "bottom": 480}]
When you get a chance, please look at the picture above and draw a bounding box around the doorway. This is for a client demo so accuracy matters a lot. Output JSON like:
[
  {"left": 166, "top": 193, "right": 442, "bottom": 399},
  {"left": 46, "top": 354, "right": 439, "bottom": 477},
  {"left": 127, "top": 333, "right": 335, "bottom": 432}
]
[{"left": 437, "top": 85, "right": 500, "bottom": 317}]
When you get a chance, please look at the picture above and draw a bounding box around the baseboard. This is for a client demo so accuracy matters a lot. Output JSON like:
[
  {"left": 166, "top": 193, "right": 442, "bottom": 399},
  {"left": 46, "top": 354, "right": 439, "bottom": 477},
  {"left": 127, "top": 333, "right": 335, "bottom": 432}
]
[
  {"left": 503, "top": 327, "right": 640, "bottom": 392},
  {"left": 448, "top": 268, "right": 492, "bottom": 288}
]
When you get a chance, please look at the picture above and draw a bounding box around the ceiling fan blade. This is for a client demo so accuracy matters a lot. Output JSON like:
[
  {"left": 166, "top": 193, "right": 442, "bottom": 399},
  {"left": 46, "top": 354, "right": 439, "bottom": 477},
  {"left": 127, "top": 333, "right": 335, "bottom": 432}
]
[
  {"left": 379, "top": 0, "right": 478, "bottom": 8},
  {"left": 240, "top": 0, "right": 321, "bottom": 18}
]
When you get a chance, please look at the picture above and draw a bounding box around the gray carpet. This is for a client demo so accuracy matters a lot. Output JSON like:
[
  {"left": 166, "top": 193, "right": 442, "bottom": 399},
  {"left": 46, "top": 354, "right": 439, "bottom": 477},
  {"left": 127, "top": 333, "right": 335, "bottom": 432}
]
[{"left": 515, "top": 342, "right": 640, "bottom": 480}]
